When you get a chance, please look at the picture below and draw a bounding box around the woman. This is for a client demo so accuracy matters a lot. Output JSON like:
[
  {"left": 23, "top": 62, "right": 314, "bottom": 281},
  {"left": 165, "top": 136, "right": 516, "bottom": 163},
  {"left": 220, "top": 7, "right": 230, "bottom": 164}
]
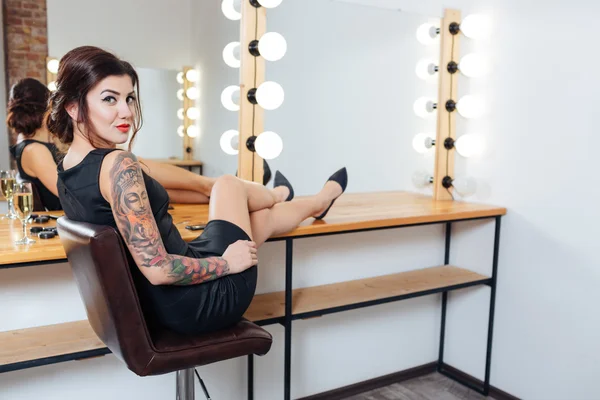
[
  {"left": 51, "top": 46, "right": 348, "bottom": 335},
  {"left": 7, "top": 78, "right": 62, "bottom": 211}
]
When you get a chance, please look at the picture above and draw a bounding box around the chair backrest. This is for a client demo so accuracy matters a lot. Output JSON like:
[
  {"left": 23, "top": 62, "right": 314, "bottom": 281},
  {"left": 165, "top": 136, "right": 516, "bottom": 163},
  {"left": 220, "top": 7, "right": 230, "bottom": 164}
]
[{"left": 57, "top": 217, "right": 156, "bottom": 372}]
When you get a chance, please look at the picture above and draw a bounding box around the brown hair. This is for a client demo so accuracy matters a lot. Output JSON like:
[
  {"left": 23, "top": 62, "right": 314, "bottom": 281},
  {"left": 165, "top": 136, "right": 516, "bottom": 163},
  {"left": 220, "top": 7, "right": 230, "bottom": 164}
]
[
  {"left": 47, "top": 46, "right": 142, "bottom": 150},
  {"left": 6, "top": 78, "right": 51, "bottom": 138}
]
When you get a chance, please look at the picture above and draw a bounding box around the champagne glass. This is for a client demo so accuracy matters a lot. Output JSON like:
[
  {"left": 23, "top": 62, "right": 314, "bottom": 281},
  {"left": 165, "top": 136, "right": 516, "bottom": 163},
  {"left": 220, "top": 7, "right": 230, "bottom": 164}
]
[
  {"left": 13, "top": 181, "right": 36, "bottom": 245},
  {"left": 0, "top": 169, "right": 17, "bottom": 220}
]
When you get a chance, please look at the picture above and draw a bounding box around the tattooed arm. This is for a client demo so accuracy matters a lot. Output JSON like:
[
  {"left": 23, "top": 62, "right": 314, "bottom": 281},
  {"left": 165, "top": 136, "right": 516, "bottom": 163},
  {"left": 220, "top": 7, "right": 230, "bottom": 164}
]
[{"left": 99, "top": 151, "right": 235, "bottom": 286}]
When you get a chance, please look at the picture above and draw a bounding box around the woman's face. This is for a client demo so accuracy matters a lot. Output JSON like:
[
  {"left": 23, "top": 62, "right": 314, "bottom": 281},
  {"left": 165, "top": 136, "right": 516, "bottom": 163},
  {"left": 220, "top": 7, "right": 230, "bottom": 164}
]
[{"left": 84, "top": 75, "right": 137, "bottom": 146}]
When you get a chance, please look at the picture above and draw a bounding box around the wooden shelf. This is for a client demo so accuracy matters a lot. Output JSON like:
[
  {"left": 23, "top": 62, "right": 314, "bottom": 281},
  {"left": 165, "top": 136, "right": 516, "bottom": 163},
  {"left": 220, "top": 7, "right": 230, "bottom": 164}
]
[
  {"left": 0, "top": 265, "right": 489, "bottom": 372},
  {"left": 1, "top": 191, "right": 506, "bottom": 267}
]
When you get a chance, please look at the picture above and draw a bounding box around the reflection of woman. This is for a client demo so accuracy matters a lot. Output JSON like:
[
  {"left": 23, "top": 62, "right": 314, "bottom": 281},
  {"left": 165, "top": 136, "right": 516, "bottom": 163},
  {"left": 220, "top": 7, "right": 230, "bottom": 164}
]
[
  {"left": 7, "top": 78, "right": 62, "bottom": 211},
  {"left": 53, "top": 46, "right": 348, "bottom": 335}
]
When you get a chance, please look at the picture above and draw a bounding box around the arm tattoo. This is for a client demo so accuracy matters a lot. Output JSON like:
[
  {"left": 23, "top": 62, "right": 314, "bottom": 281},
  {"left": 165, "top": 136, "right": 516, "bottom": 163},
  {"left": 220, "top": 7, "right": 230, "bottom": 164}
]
[{"left": 109, "top": 152, "right": 230, "bottom": 285}]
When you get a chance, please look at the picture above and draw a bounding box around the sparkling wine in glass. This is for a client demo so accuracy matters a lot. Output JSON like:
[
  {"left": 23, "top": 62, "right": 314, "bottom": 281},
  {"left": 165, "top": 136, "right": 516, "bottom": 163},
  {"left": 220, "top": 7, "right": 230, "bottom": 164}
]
[
  {"left": 0, "top": 170, "right": 18, "bottom": 220},
  {"left": 14, "top": 182, "right": 36, "bottom": 245}
]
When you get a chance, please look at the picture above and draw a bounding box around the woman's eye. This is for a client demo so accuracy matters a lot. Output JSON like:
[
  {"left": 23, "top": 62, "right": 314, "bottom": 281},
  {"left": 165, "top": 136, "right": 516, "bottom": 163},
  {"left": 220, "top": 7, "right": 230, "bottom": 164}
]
[
  {"left": 126, "top": 96, "right": 136, "bottom": 104},
  {"left": 102, "top": 96, "right": 116, "bottom": 104}
]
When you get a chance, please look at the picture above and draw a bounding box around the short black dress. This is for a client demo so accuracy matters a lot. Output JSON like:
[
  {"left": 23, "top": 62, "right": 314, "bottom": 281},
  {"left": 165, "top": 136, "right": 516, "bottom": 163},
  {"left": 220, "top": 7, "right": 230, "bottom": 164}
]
[{"left": 57, "top": 148, "right": 257, "bottom": 335}]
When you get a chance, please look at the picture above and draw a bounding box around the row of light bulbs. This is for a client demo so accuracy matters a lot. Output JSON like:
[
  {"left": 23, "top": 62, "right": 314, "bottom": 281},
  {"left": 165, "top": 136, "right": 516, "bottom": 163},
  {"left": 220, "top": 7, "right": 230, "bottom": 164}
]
[
  {"left": 175, "top": 69, "right": 201, "bottom": 139},
  {"left": 219, "top": 0, "right": 286, "bottom": 160},
  {"left": 412, "top": 14, "right": 491, "bottom": 197},
  {"left": 47, "top": 58, "right": 59, "bottom": 91}
]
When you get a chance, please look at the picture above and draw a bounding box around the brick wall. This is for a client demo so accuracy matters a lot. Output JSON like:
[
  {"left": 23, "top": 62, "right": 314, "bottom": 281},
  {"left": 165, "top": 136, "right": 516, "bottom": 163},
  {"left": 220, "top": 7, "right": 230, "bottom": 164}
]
[{"left": 3, "top": 0, "right": 48, "bottom": 90}]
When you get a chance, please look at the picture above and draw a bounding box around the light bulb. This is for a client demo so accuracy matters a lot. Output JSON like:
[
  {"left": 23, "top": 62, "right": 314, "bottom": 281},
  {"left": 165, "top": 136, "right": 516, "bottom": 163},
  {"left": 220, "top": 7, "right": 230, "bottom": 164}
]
[
  {"left": 221, "top": 0, "right": 241, "bottom": 20},
  {"left": 456, "top": 95, "right": 484, "bottom": 118},
  {"left": 257, "top": 0, "right": 282, "bottom": 8},
  {"left": 412, "top": 133, "right": 433, "bottom": 154},
  {"left": 47, "top": 59, "right": 59, "bottom": 74},
  {"left": 258, "top": 32, "right": 287, "bottom": 61},
  {"left": 186, "top": 107, "right": 200, "bottom": 120},
  {"left": 415, "top": 59, "right": 438, "bottom": 81},
  {"left": 177, "top": 126, "right": 184, "bottom": 137},
  {"left": 47, "top": 81, "right": 57, "bottom": 91},
  {"left": 460, "top": 14, "right": 492, "bottom": 40},
  {"left": 454, "top": 135, "right": 484, "bottom": 158},
  {"left": 177, "top": 108, "right": 184, "bottom": 120},
  {"left": 223, "top": 42, "right": 241, "bottom": 68},
  {"left": 416, "top": 23, "right": 439, "bottom": 45},
  {"left": 177, "top": 89, "right": 184, "bottom": 101},
  {"left": 459, "top": 53, "right": 490, "bottom": 77},
  {"left": 186, "top": 87, "right": 199, "bottom": 100},
  {"left": 413, "top": 97, "right": 436, "bottom": 119},
  {"left": 220, "top": 130, "right": 239, "bottom": 155},
  {"left": 255, "top": 131, "right": 283, "bottom": 160},
  {"left": 255, "top": 81, "right": 284, "bottom": 110},
  {"left": 452, "top": 177, "right": 477, "bottom": 197},
  {"left": 186, "top": 125, "right": 199, "bottom": 138},
  {"left": 185, "top": 69, "right": 200, "bottom": 83},
  {"left": 412, "top": 170, "right": 432, "bottom": 188},
  {"left": 221, "top": 85, "right": 240, "bottom": 111},
  {"left": 176, "top": 72, "right": 184, "bottom": 84}
]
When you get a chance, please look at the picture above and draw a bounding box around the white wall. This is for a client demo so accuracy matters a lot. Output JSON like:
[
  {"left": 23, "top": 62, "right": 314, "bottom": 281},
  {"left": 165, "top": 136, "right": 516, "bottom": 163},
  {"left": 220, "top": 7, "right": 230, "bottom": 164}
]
[
  {"left": 0, "top": 4, "right": 10, "bottom": 170},
  {"left": 47, "top": 0, "right": 192, "bottom": 71}
]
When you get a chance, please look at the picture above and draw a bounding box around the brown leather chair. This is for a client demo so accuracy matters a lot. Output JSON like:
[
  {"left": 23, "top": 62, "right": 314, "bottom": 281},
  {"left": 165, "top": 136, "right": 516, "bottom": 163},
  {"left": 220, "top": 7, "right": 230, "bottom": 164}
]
[{"left": 57, "top": 217, "right": 272, "bottom": 399}]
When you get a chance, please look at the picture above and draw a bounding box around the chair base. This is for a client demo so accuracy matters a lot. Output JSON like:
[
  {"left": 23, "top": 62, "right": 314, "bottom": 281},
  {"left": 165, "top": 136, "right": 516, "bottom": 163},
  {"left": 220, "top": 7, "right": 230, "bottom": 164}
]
[{"left": 176, "top": 369, "right": 195, "bottom": 400}]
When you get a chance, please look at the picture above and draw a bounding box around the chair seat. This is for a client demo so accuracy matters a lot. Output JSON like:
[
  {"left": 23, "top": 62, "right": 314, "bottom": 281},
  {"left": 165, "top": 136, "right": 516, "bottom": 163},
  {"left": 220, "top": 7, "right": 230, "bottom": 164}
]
[{"left": 140, "top": 319, "right": 272, "bottom": 376}]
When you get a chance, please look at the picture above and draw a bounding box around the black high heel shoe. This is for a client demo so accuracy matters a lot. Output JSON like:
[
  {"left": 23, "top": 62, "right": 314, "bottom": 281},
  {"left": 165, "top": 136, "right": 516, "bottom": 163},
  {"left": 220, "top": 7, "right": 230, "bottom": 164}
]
[
  {"left": 274, "top": 171, "right": 295, "bottom": 202},
  {"left": 314, "top": 167, "right": 348, "bottom": 220}
]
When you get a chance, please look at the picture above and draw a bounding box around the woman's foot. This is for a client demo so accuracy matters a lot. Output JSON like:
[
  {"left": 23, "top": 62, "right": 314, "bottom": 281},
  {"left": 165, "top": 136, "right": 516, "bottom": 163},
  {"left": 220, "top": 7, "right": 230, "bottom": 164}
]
[
  {"left": 273, "top": 171, "right": 295, "bottom": 203},
  {"left": 313, "top": 167, "right": 348, "bottom": 219}
]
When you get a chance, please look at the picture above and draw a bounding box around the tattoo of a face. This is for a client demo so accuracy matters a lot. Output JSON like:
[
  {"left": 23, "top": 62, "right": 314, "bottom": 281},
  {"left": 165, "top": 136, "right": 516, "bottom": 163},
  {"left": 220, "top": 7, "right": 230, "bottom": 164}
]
[{"left": 110, "top": 152, "right": 230, "bottom": 285}]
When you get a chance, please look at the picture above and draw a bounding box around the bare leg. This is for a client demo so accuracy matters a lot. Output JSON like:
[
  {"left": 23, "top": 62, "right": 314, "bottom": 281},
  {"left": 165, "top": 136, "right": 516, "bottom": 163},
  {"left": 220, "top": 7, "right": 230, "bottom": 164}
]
[
  {"left": 250, "top": 181, "right": 342, "bottom": 246},
  {"left": 207, "top": 175, "right": 254, "bottom": 239},
  {"left": 166, "top": 189, "right": 210, "bottom": 204}
]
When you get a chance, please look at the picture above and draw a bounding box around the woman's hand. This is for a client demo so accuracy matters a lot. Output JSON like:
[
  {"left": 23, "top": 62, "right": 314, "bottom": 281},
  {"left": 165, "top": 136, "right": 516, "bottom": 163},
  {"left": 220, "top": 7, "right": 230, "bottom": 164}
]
[{"left": 222, "top": 240, "right": 258, "bottom": 274}]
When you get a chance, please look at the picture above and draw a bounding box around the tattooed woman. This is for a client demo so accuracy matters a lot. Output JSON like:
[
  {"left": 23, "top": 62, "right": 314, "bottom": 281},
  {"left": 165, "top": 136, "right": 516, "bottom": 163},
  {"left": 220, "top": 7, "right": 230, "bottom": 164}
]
[{"left": 51, "top": 46, "right": 348, "bottom": 335}]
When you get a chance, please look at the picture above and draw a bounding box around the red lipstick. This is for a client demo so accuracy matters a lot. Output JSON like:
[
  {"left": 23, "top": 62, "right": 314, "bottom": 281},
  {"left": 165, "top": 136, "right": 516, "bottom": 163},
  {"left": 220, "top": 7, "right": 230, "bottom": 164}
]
[{"left": 116, "top": 124, "right": 130, "bottom": 133}]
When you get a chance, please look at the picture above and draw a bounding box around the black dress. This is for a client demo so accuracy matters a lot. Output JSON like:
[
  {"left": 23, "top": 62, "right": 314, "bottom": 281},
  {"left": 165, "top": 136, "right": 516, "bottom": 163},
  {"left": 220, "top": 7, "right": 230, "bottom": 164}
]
[
  {"left": 9, "top": 139, "right": 62, "bottom": 211},
  {"left": 57, "top": 148, "right": 257, "bottom": 335}
]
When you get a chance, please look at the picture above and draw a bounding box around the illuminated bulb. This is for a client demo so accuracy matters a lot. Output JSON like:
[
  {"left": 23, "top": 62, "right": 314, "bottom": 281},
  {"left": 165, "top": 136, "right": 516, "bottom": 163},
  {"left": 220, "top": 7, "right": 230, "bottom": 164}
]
[
  {"left": 416, "top": 23, "right": 439, "bottom": 45},
  {"left": 456, "top": 95, "right": 484, "bottom": 118},
  {"left": 255, "top": 131, "right": 283, "bottom": 160},
  {"left": 413, "top": 97, "right": 436, "bottom": 119},
  {"left": 47, "top": 81, "right": 57, "bottom": 91},
  {"left": 47, "top": 59, "right": 59, "bottom": 74},
  {"left": 460, "top": 14, "right": 492, "bottom": 39},
  {"left": 177, "top": 126, "right": 184, "bottom": 137},
  {"left": 454, "top": 135, "right": 484, "bottom": 158},
  {"left": 256, "top": 0, "right": 282, "bottom": 8},
  {"left": 221, "top": 85, "right": 240, "bottom": 111},
  {"left": 459, "top": 53, "right": 490, "bottom": 77},
  {"left": 223, "top": 42, "right": 241, "bottom": 68},
  {"left": 412, "top": 133, "right": 434, "bottom": 154},
  {"left": 177, "top": 89, "right": 184, "bottom": 101},
  {"left": 186, "top": 87, "right": 199, "bottom": 100},
  {"left": 186, "top": 107, "right": 200, "bottom": 120},
  {"left": 177, "top": 108, "right": 184, "bottom": 120},
  {"left": 220, "top": 130, "right": 239, "bottom": 155},
  {"left": 186, "top": 125, "right": 199, "bottom": 138},
  {"left": 176, "top": 72, "right": 184, "bottom": 84},
  {"left": 415, "top": 59, "right": 438, "bottom": 81},
  {"left": 258, "top": 32, "right": 287, "bottom": 61},
  {"left": 185, "top": 69, "right": 200, "bottom": 83},
  {"left": 255, "top": 81, "right": 284, "bottom": 110},
  {"left": 221, "top": 0, "right": 241, "bottom": 20},
  {"left": 452, "top": 177, "right": 477, "bottom": 197},
  {"left": 412, "top": 170, "right": 433, "bottom": 188}
]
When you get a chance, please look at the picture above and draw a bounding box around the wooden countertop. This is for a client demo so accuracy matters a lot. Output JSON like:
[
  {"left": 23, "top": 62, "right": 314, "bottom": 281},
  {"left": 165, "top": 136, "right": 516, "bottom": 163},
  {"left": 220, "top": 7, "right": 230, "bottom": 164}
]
[{"left": 0, "top": 191, "right": 506, "bottom": 266}]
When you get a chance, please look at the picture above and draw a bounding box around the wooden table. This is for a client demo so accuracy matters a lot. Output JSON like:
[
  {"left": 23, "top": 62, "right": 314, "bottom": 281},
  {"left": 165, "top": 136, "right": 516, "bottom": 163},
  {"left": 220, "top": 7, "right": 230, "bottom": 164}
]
[
  {"left": 0, "top": 191, "right": 505, "bottom": 267},
  {"left": 0, "top": 191, "right": 506, "bottom": 398},
  {"left": 147, "top": 158, "right": 203, "bottom": 175}
]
